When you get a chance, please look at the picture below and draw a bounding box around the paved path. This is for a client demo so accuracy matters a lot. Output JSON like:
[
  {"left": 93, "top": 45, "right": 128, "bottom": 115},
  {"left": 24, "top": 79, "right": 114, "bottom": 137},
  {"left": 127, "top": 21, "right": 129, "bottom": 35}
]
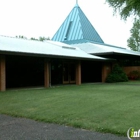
[{"left": 0, "top": 114, "right": 128, "bottom": 140}]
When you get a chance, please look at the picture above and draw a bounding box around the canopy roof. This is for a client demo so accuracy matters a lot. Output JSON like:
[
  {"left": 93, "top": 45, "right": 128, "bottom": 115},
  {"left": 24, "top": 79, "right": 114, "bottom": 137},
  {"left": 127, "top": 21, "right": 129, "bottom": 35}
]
[
  {"left": 0, "top": 36, "right": 106, "bottom": 60},
  {"left": 72, "top": 42, "right": 140, "bottom": 57}
]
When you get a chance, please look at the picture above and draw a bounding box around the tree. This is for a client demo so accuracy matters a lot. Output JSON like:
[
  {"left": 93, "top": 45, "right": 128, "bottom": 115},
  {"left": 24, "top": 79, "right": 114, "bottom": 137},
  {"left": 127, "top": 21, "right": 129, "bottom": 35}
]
[
  {"left": 127, "top": 18, "right": 140, "bottom": 51},
  {"left": 16, "top": 35, "right": 27, "bottom": 39},
  {"left": 39, "top": 36, "right": 50, "bottom": 41},
  {"left": 30, "top": 37, "right": 38, "bottom": 41},
  {"left": 106, "top": 64, "right": 128, "bottom": 83},
  {"left": 106, "top": 0, "right": 140, "bottom": 19}
]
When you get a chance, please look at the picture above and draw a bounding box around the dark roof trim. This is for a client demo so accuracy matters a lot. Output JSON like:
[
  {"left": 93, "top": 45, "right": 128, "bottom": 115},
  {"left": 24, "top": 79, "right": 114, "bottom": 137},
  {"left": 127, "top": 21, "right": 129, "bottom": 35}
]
[{"left": 0, "top": 50, "right": 108, "bottom": 61}]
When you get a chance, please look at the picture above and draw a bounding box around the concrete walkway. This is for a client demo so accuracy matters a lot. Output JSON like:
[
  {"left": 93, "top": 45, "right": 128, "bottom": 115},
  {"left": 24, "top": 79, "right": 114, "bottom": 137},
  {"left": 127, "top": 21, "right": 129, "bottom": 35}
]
[{"left": 0, "top": 114, "right": 128, "bottom": 140}]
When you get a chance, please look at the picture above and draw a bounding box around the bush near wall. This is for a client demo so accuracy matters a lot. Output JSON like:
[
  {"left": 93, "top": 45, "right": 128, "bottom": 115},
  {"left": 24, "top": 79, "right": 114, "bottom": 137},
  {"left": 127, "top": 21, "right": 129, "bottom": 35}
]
[
  {"left": 127, "top": 70, "right": 140, "bottom": 80},
  {"left": 106, "top": 64, "right": 128, "bottom": 83}
]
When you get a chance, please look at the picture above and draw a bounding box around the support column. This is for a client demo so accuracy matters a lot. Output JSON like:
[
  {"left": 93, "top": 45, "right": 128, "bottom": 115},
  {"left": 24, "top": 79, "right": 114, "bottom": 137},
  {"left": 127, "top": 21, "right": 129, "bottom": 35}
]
[
  {"left": 0, "top": 55, "right": 6, "bottom": 91},
  {"left": 76, "top": 61, "right": 81, "bottom": 85},
  {"left": 44, "top": 60, "right": 50, "bottom": 88},
  {"left": 102, "top": 63, "right": 111, "bottom": 83}
]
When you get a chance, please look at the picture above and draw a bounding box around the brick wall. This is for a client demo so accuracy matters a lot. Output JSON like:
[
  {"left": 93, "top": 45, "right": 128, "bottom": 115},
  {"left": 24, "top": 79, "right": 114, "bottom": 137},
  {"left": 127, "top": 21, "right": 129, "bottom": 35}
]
[
  {"left": 0, "top": 55, "right": 6, "bottom": 91},
  {"left": 123, "top": 66, "right": 140, "bottom": 75},
  {"left": 102, "top": 63, "right": 112, "bottom": 82}
]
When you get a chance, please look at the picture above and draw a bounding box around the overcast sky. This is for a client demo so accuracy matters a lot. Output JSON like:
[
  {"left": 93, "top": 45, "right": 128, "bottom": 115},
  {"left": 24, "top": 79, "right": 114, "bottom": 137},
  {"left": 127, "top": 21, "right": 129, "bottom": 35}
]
[{"left": 0, "top": 0, "right": 133, "bottom": 48}]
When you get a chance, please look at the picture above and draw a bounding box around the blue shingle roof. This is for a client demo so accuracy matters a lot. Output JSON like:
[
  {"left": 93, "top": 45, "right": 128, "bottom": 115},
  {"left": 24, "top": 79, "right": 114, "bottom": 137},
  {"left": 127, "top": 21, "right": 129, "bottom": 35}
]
[{"left": 52, "top": 4, "right": 104, "bottom": 43}]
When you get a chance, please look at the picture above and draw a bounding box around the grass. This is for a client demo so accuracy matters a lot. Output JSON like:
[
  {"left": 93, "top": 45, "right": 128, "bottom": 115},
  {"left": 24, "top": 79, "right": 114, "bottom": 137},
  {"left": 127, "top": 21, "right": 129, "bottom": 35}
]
[{"left": 0, "top": 81, "right": 140, "bottom": 136}]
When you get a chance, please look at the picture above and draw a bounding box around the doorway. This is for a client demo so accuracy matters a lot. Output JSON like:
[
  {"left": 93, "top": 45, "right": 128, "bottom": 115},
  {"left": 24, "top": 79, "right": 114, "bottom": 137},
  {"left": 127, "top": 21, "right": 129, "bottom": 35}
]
[{"left": 63, "top": 63, "right": 76, "bottom": 84}]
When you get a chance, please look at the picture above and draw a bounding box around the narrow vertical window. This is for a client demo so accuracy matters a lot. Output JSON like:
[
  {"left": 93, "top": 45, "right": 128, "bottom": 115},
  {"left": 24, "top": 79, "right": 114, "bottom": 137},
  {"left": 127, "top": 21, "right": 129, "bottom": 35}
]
[{"left": 64, "top": 21, "right": 72, "bottom": 40}]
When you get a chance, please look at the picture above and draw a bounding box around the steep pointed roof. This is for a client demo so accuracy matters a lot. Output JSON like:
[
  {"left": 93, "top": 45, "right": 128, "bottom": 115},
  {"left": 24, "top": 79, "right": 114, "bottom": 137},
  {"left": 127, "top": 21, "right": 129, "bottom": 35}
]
[{"left": 52, "top": 4, "right": 104, "bottom": 43}]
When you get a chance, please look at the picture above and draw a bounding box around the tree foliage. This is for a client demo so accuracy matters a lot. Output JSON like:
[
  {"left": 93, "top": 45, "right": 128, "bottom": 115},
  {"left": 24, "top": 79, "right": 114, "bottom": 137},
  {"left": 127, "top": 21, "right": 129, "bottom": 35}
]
[
  {"left": 16, "top": 35, "right": 27, "bottom": 39},
  {"left": 30, "top": 37, "right": 38, "bottom": 41},
  {"left": 127, "top": 18, "right": 140, "bottom": 51},
  {"left": 16, "top": 35, "right": 50, "bottom": 41},
  {"left": 106, "top": 0, "right": 140, "bottom": 19},
  {"left": 39, "top": 36, "right": 50, "bottom": 41},
  {"left": 106, "top": 64, "right": 128, "bottom": 83}
]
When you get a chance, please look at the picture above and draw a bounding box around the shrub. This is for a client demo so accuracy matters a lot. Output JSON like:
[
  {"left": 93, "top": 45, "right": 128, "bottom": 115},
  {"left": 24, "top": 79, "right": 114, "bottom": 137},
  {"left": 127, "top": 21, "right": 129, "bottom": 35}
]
[
  {"left": 128, "top": 70, "right": 140, "bottom": 80},
  {"left": 106, "top": 64, "right": 128, "bottom": 83}
]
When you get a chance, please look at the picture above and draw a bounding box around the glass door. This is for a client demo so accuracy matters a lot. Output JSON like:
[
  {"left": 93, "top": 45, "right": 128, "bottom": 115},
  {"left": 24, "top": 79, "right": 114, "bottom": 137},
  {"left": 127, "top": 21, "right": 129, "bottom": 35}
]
[
  {"left": 63, "top": 63, "right": 76, "bottom": 84},
  {"left": 63, "top": 63, "right": 69, "bottom": 84}
]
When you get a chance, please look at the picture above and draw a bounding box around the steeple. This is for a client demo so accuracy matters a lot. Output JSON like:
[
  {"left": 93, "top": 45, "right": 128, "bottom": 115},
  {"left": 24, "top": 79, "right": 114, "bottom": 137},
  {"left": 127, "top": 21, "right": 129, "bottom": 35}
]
[
  {"left": 52, "top": 3, "right": 104, "bottom": 44},
  {"left": 75, "top": 0, "right": 78, "bottom": 7}
]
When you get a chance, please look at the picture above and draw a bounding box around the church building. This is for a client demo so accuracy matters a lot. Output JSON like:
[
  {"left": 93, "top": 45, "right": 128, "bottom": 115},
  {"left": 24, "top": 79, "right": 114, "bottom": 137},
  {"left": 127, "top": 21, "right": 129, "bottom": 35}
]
[{"left": 0, "top": 2, "right": 140, "bottom": 91}]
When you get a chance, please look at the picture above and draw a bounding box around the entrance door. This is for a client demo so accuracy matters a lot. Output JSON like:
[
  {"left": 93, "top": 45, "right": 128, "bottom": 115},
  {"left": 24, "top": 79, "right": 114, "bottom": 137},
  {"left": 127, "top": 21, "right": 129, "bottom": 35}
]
[{"left": 63, "top": 63, "right": 76, "bottom": 84}]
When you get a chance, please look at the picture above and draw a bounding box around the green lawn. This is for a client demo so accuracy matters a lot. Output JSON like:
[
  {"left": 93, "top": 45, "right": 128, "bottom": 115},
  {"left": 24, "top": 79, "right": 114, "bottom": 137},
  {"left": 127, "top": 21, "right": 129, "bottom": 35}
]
[{"left": 0, "top": 82, "right": 140, "bottom": 136}]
